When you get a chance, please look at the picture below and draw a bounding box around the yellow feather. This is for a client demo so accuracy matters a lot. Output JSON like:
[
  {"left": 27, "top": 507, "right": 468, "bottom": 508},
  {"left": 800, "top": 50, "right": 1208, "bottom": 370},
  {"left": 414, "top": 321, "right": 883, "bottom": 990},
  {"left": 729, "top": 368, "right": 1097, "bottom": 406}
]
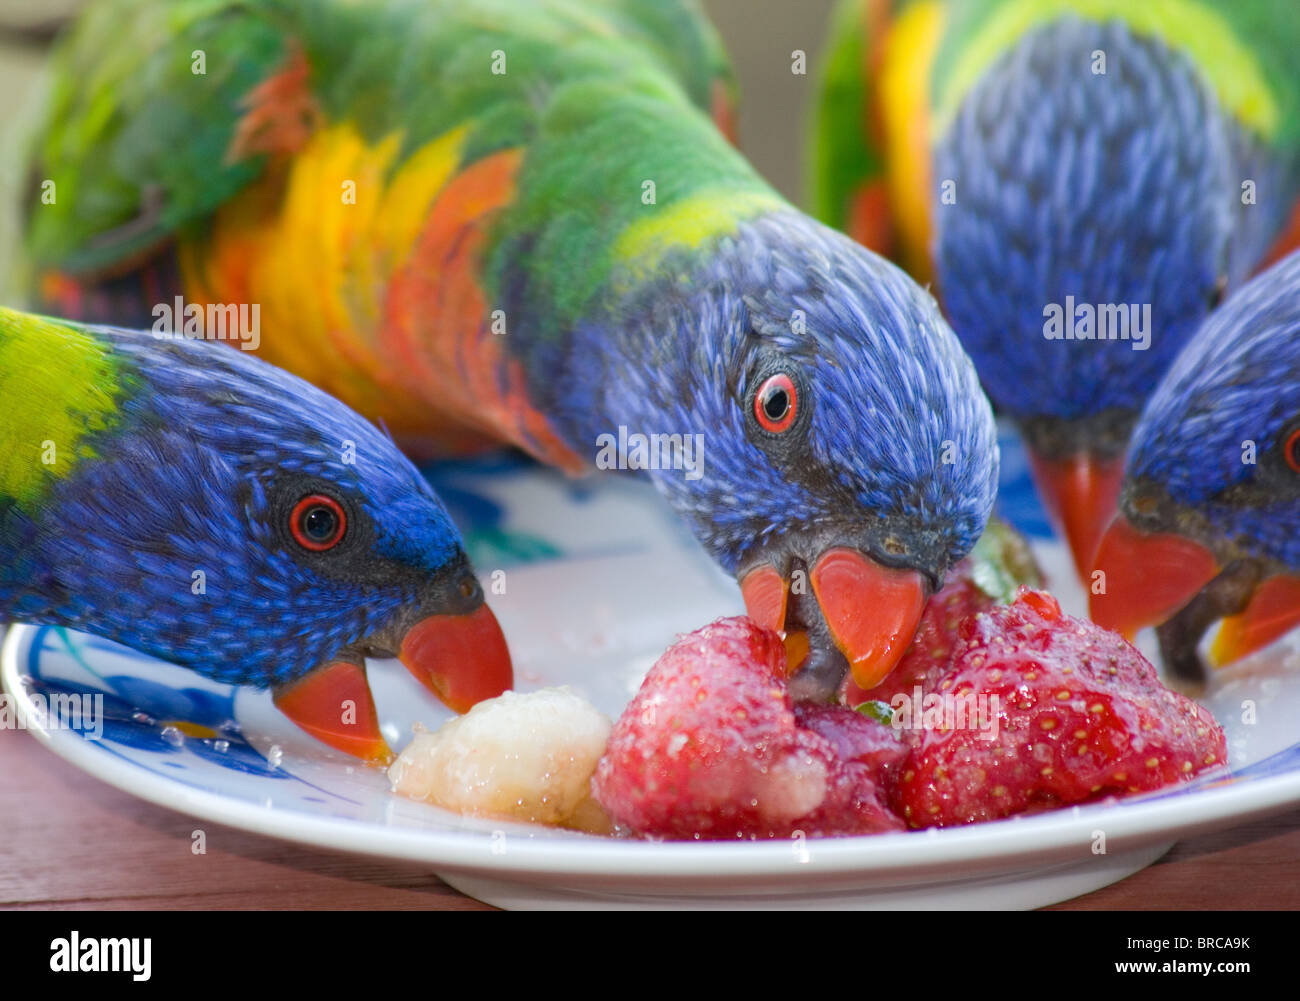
[
  {"left": 879, "top": 0, "right": 943, "bottom": 283},
  {"left": 180, "top": 123, "right": 469, "bottom": 422},
  {"left": 933, "top": 0, "right": 1277, "bottom": 140},
  {"left": 613, "top": 188, "right": 784, "bottom": 285}
]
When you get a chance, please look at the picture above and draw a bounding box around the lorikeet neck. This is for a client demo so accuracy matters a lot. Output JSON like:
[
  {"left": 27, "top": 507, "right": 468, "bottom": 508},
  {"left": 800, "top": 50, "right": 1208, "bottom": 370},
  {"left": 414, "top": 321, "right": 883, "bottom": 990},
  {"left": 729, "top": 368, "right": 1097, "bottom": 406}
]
[{"left": 0, "top": 309, "right": 125, "bottom": 621}]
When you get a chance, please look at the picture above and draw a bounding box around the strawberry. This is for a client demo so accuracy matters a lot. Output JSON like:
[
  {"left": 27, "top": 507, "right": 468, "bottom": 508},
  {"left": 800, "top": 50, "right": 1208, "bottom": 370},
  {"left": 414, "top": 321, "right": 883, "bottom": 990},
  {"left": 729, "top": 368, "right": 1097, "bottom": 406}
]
[
  {"left": 793, "top": 702, "right": 909, "bottom": 834},
  {"left": 844, "top": 517, "right": 1042, "bottom": 708},
  {"left": 894, "top": 589, "right": 1227, "bottom": 828},
  {"left": 592, "top": 617, "right": 905, "bottom": 839}
]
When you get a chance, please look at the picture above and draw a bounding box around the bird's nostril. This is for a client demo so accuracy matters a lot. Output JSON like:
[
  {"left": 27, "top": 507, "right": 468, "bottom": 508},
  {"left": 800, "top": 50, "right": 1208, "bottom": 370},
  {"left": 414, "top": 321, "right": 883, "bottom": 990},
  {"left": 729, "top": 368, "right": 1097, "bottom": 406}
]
[{"left": 883, "top": 536, "right": 907, "bottom": 557}]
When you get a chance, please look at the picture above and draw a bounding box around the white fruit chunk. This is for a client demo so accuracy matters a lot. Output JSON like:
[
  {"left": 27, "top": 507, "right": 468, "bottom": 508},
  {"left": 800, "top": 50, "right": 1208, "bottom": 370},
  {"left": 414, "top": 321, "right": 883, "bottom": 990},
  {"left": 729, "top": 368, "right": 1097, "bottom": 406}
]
[{"left": 389, "top": 687, "right": 613, "bottom": 829}]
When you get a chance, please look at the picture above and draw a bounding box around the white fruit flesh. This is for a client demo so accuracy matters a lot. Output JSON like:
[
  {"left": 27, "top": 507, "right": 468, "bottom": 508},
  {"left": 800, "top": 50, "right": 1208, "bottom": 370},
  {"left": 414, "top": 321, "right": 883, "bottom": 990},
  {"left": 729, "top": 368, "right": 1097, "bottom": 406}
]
[{"left": 389, "top": 687, "right": 612, "bottom": 829}]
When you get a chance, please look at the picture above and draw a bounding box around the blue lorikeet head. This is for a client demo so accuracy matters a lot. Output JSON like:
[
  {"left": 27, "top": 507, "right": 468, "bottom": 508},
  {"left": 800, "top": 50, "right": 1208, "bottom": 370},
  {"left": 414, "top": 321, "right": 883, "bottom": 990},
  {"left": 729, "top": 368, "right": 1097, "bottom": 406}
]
[
  {"left": 933, "top": 16, "right": 1260, "bottom": 576},
  {"left": 571, "top": 210, "right": 999, "bottom": 699},
  {"left": 2, "top": 312, "right": 512, "bottom": 761},
  {"left": 1090, "top": 250, "right": 1300, "bottom": 683}
]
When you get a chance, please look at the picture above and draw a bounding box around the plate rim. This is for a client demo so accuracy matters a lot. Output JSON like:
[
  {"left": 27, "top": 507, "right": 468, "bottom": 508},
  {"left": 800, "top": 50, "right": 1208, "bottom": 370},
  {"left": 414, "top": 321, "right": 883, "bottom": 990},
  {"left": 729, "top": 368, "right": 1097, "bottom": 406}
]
[{"left": 7, "top": 622, "right": 1300, "bottom": 884}]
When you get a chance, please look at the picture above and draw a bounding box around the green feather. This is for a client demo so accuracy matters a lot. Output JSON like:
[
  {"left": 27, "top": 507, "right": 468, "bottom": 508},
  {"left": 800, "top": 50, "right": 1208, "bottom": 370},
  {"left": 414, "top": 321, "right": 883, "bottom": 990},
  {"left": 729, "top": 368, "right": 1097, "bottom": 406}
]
[
  {"left": 807, "top": 0, "right": 895, "bottom": 232},
  {"left": 27, "top": 0, "right": 288, "bottom": 273},
  {"left": 0, "top": 307, "right": 125, "bottom": 509}
]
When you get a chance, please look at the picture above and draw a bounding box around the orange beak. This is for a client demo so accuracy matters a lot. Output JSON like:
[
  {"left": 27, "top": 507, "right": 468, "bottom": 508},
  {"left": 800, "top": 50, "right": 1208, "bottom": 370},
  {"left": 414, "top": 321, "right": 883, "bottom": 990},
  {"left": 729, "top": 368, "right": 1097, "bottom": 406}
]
[
  {"left": 1089, "top": 515, "right": 1220, "bottom": 641},
  {"left": 1208, "top": 574, "right": 1300, "bottom": 666},
  {"left": 1091, "top": 514, "right": 1300, "bottom": 670},
  {"left": 1027, "top": 450, "right": 1126, "bottom": 580},
  {"left": 740, "top": 548, "right": 928, "bottom": 691},
  {"left": 272, "top": 603, "right": 513, "bottom": 764},
  {"left": 397, "top": 603, "right": 514, "bottom": 714},
  {"left": 273, "top": 658, "right": 395, "bottom": 764},
  {"left": 739, "top": 563, "right": 788, "bottom": 634}
]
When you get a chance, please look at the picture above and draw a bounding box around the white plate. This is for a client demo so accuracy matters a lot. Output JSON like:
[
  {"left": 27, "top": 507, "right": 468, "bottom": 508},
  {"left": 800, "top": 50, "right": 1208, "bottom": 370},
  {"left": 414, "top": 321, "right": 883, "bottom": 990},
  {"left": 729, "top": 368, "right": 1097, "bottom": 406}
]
[{"left": 5, "top": 436, "right": 1300, "bottom": 909}]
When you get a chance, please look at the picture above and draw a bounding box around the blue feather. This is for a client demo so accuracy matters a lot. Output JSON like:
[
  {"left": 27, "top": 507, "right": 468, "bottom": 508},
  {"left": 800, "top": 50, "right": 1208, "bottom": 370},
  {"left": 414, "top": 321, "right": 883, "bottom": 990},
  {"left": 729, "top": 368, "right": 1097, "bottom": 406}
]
[
  {"left": 934, "top": 17, "right": 1250, "bottom": 424},
  {"left": 1127, "top": 248, "right": 1300, "bottom": 570}
]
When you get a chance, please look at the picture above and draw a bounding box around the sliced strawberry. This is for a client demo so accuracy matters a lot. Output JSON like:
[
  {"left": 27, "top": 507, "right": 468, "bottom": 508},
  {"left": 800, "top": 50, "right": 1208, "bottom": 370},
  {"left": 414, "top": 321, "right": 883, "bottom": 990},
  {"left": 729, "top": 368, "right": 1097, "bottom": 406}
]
[
  {"left": 794, "top": 702, "right": 908, "bottom": 834},
  {"left": 592, "top": 617, "right": 905, "bottom": 839},
  {"left": 894, "top": 589, "right": 1227, "bottom": 828}
]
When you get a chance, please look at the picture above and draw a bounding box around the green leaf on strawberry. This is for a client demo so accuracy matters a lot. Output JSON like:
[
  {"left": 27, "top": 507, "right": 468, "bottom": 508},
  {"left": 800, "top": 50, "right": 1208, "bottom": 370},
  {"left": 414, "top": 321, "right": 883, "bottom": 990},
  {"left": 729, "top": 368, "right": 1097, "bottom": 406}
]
[
  {"left": 854, "top": 700, "right": 896, "bottom": 725},
  {"left": 969, "top": 516, "right": 1044, "bottom": 604}
]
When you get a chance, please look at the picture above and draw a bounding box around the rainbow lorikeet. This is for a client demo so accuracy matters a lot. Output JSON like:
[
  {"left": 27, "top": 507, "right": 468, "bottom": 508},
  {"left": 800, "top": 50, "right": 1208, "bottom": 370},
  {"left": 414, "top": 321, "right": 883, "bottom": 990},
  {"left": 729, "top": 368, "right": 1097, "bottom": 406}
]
[
  {"left": 21, "top": 0, "right": 999, "bottom": 700},
  {"left": 811, "top": 0, "right": 1300, "bottom": 577},
  {"left": 1091, "top": 249, "right": 1300, "bottom": 684},
  {"left": 0, "top": 306, "right": 512, "bottom": 762}
]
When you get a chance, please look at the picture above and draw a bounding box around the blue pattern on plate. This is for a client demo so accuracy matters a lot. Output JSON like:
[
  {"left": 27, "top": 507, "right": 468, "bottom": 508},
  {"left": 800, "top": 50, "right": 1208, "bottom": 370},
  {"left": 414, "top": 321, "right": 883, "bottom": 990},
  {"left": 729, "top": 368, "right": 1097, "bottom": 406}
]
[
  {"left": 20, "top": 626, "right": 358, "bottom": 803},
  {"left": 422, "top": 452, "right": 572, "bottom": 567}
]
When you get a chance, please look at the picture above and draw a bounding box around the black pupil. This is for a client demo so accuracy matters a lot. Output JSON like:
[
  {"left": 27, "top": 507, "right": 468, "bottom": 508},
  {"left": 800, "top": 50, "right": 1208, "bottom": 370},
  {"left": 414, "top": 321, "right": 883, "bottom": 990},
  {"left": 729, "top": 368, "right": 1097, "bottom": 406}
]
[
  {"left": 302, "top": 505, "right": 337, "bottom": 542},
  {"left": 763, "top": 385, "right": 790, "bottom": 421}
]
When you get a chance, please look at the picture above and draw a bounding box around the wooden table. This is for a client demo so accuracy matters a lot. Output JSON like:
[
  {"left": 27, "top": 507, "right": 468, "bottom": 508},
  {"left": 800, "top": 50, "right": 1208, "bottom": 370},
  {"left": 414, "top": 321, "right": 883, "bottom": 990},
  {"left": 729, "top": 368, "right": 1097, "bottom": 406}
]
[{"left": 4, "top": 726, "right": 1298, "bottom": 910}]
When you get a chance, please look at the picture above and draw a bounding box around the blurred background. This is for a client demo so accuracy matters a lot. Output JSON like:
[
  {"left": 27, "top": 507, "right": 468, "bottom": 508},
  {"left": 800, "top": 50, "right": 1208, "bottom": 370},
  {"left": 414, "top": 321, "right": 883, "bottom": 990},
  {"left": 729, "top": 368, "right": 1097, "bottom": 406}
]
[{"left": 0, "top": 0, "right": 839, "bottom": 300}]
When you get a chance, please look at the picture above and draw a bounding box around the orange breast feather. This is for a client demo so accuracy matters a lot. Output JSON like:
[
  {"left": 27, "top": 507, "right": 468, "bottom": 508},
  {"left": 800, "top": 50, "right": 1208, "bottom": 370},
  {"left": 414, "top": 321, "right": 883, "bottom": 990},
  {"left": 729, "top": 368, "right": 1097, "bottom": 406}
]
[{"left": 182, "top": 124, "right": 584, "bottom": 470}]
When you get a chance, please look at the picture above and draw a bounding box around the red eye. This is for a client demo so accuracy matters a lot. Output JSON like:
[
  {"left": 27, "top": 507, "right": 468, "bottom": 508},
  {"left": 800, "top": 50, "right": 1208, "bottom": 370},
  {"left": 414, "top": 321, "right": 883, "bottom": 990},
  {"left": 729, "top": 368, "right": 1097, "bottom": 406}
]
[
  {"left": 754, "top": 373, "right": 798, "bottom": 433},
  {"left": 1286, "top": 429, "right": 1300, "bottom": 474},
  {"left": 290, "top": 494, "right": 347, "bottom": 551}
]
